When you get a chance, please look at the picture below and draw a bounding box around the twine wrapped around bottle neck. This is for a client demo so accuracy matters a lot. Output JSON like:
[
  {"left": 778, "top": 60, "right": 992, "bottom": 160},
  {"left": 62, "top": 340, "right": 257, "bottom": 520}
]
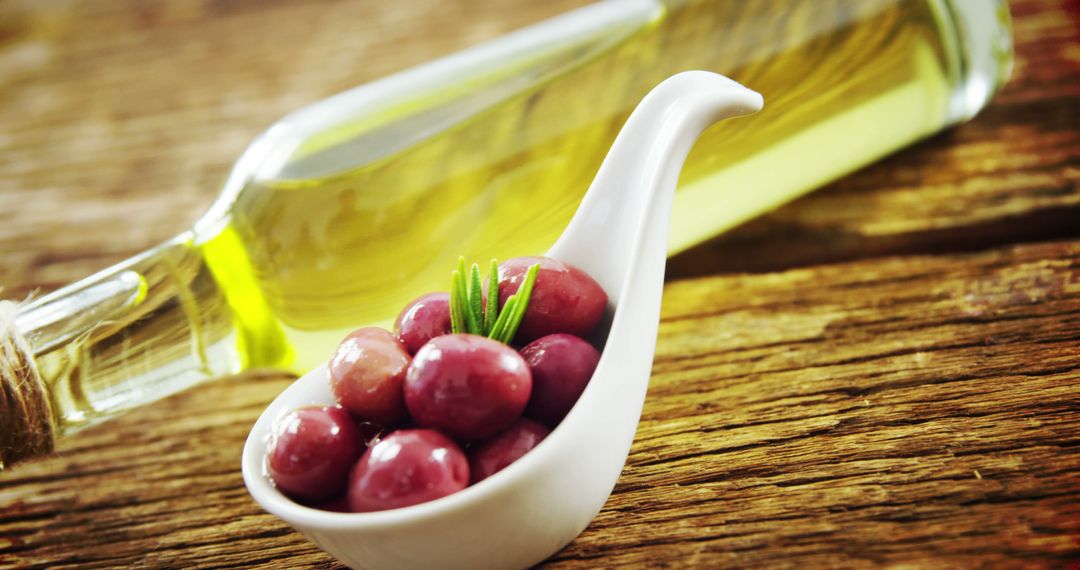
[{"left": 0, "top": 300, "right": 55, "bottom": 470}]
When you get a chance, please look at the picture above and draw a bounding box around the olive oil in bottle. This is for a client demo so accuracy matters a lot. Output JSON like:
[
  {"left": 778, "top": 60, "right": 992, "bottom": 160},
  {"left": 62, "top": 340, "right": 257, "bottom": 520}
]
[{"left": 16, "top": 0, "right": 1012, "bottom": 438}]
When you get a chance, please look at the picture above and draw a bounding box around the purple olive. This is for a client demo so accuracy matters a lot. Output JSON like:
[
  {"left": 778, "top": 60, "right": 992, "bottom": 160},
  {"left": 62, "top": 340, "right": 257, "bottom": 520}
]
[
  {"left": 394, "top": 292, "right": 452, "bottom": 355},
  {"left": 468, "top": 418, "right": 551, "bottom": 484},
  {"left": 348, "top": 429, "right": 469, "bottom": 512},
  {"left": 404, "top": 334, "right": 532, "bottom": 442},
  {"left": 329, "top": 327, "right": 411, "bottom": 425},
  {"left": 267, "top": 405, "right": 364, "bottom": 501},
  {"left": 520, "top": 333, "right": 600, "bottom": 428},
  {"left": 498, "top": 256, "right": 607, "bottom": 344}
]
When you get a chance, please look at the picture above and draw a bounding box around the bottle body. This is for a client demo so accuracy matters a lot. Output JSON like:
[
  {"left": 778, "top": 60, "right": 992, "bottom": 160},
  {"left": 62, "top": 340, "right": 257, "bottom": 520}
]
[{"left": 17, "top": 0, "right": 1013, "bottom": 435}]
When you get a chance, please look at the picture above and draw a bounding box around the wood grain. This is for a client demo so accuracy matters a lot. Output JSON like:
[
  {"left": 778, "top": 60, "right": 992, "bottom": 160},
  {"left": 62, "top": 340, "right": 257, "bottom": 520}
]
[
  {"left": 0, "top": 0, "right": 1078, "bottom": 568},
  {"left": 562, "top": 240, "right": 1080, "bottom": 568}
]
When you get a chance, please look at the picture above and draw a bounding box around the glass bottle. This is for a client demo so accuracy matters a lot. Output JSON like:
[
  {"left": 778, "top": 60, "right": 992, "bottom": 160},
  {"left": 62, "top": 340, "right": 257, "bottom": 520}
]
[{"left": 12, "top": 0, "right": 1013, "bottom": 437}]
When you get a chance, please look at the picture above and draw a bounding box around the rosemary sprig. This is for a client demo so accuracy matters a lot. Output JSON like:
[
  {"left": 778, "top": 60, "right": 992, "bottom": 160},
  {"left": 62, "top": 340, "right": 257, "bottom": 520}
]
[
  {"left": 483, "top": 258, "right": 499, "bottom": 333},
  {"left": 490, "top": 263, "right": 538, "bottom": 344},
  {"left": 462, "top": 258, "right": 483, "bottom": 334},
  {"left": 449, "top": 262, "right": 467, "bottom": 334},
  {"left": 449, "top": 256, "right": 540, "bottom": 343},
  {"left": 486, "top": 296, "right": 516, "bottom": 342}
]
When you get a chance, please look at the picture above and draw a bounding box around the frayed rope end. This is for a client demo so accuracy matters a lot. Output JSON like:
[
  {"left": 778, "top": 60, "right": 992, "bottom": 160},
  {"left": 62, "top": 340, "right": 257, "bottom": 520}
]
[{"left": 0, "top": 300, "right": 55, "bottom": 470}]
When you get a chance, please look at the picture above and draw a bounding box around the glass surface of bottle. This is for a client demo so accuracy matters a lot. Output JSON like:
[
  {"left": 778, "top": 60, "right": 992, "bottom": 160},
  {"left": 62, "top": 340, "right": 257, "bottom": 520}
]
[{"left": 16, "top": 0, "right": 1013, "bottom": 435}]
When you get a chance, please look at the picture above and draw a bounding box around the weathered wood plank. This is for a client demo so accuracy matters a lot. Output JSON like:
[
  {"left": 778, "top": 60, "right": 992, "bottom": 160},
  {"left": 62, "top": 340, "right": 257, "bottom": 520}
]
[
  {"left": 550, "top": 239, "right": 1080, "bottom": 568},
  {"left": 2, "top": 240, "right": 1077, "bottom": 568}
]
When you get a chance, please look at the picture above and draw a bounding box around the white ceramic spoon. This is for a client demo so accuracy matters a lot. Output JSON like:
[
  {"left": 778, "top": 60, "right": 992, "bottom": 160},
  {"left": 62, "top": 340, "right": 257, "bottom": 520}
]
[{"left": 242, "top": 70, "right": 762, "bottom": 570}]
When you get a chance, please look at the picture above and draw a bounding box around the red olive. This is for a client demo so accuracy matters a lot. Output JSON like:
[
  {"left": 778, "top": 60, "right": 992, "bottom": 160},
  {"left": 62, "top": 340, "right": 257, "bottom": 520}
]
[
  {"left": 468, "top": 418, "right": 550, "bottom": 484},
  {"left": 329, "top": 327, "right": 411, "bottom": 425},
  {"left": 348, "top": 429, "right": 469, "bottom": 512},
  {"left": 497, "top": 256, "right": 607, "bottom": 344},
  {"left": 404, "top": 334, "right": 531, "bottom": 442},
  {"left": 520, "top": 333, "right": 600, "bottom": 428},
  {"left": 394, "top": 292, "right": 452, "bottom": 355},
  {"left": 267, "top": 405, "right": 364, "bottom": 501}
]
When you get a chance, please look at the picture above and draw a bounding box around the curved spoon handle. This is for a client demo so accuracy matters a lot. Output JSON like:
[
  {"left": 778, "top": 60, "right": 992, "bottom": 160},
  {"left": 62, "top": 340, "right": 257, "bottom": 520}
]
[{"left": 548, "top": 71, "right": 762, "bottom": 299}]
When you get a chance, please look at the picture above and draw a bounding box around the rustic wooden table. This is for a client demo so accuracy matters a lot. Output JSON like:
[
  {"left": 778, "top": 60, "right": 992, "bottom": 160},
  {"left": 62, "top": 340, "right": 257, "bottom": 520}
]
[{"left": 1, "top": 0, "right": 1078, "bottom": 568}]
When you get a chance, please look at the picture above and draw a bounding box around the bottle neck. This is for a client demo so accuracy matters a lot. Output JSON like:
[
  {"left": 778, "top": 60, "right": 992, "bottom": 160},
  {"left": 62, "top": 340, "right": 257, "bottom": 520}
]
[{"left": 15, "top": 233, "right": 243, "bottom": 435}]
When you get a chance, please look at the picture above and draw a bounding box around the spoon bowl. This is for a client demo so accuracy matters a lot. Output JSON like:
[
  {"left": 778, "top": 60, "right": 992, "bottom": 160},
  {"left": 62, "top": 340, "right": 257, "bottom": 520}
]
[{"left": 242, "top": 70, "right": 762, "bottom": 570}]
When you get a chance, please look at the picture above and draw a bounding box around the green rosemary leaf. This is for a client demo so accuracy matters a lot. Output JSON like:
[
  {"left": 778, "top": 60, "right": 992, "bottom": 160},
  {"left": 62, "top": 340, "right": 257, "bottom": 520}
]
[
  {"left": 483, "top": 258, "right": 499, "bottom": 334},
  {"left": 449, "top": 267, "right": 465, "bottom": 334},
  {"left": 456, "top": 256, "right": 468, "bottom": 285},
  {"left": 454, "top": 258, "right": 475, "bottom": 334},
  {"left": 498, "top": 263, "right": 539, "bottom": 343},
  {"left": 469, "top": 263, "right": 484, "bottom": 335},
  {"left": 488, "top": 296, "right": 518, "bottom": 342}
]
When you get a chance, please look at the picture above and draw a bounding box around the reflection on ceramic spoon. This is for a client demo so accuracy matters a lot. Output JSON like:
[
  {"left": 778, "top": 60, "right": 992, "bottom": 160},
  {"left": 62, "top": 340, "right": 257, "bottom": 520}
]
[{"left": 242, "top": 70, "right": 762, "bottom": 570}]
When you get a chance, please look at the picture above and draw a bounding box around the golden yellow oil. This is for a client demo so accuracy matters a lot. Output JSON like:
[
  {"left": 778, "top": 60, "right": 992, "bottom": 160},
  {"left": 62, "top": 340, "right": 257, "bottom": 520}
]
[{"left": 202, "top": 0, "right": 956, "bottom": 373}]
